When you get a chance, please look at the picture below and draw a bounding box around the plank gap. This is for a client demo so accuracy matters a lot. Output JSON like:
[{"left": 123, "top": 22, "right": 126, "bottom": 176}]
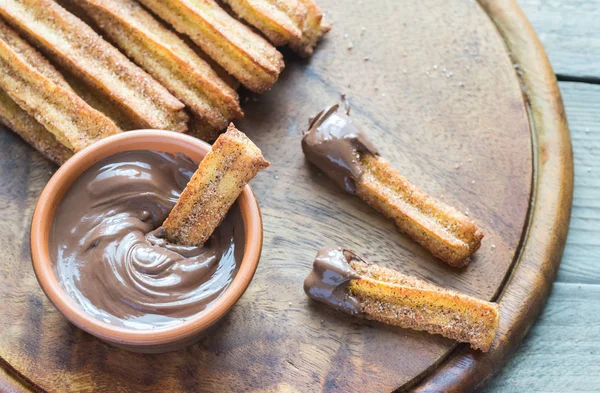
[{"left": 556, "top": 74, "right": 600, "bottom": 85}]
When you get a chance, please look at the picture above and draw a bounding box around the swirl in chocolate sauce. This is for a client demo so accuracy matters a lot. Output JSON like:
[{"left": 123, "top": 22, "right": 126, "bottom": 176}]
[
  {"left": 50, "top": 151, "right": 245, "bottom": 329},
  {"left": 301, "top": 105, "right": 379, "bottom": 194}
]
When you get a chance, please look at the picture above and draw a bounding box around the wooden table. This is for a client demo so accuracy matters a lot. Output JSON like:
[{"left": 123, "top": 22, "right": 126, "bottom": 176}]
[{"left": 482, "top": 1, "right": 600, "bottom": 391}]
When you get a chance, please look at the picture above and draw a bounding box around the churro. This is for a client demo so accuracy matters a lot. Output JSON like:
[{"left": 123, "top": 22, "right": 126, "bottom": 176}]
[
  {"left": 223, "top": 0, "right": 330, "bottom": 56},
  {"left": 302, "top": 105, "right": 483, "bottom": 267},
  {"left": 0, "top": 20, "right": 119, "bottom": 151},
  {"left": 0, "top": 90, "right": 73, "bottom": 165},
  {"left": 69, "top": 0, "right": 242, "bottom": 131},
  {"left": 222, "top": 0, "right": 302, "bottom": 47},
  {"left": 304, "top": 247, "right": 500, "bottom": 352},
  {"left": 163, "top": 124, "right": 269, "bottom": 245},
  {"left": 61, "top": 70, "right": 139, "bottom": 132},
  {"left": 294, "top": 0, "right": 331, "bottom": 56},
  {"left": 138, "top": 0, "right": 284, "bottom": 93},
  {"left": 0, "top": 0, "right": 189, "bottom": 132},
  {"left": 187, "top": 115, "right": 222, "bottom": 143}
]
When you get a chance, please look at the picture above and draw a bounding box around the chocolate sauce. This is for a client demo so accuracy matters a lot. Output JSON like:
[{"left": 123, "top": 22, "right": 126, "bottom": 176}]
[
  {"left": 50, "top": 151, "right": 245, "bottom": 329},
  {"left": 303, "top": 247, "right": 363, "bottom": 315},
  {"left": 301, "top": 105, "right": 378, "bottom": 194}
]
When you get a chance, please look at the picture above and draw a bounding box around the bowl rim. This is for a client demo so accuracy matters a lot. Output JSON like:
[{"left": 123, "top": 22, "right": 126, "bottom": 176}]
[{"left": 30, "top": 130, "right": 263, "bottom": 346}]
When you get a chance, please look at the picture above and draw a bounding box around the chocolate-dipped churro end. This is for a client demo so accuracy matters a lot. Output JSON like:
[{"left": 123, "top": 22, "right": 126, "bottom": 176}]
[
  {"left": 303, "top": 246, "right": 363, "bottom": 315},
  {"left": 302, "top": 105, "right": 379, "bottom": 194}
]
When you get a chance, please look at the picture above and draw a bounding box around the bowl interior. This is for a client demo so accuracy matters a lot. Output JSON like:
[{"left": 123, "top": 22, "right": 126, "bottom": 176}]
[{"left": 30, "top": 130, "right": 262, "bottom": 346}]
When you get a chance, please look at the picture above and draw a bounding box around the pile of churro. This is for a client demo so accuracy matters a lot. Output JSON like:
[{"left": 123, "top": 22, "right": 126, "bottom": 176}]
[{"left": 0, "top": 0, "right": 330, "bottom": 163}]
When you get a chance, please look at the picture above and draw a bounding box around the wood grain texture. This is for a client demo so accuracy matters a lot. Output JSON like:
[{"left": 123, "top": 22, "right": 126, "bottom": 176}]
[
  {"left": 413, "top": 0, "right": 574, "bottom": 391},
  {"left": 517, "top": 0, "right": 600, "bottom": 80},
  {"left": 484, "top": 1, "right": 600, "bottom": 388},
  {"left": 552, "top": 83, "right": 600, "bottom": 284},
  {"left": 0, "top": 0, "right": 572, "bottom": 392},
  {"left": 481, "top": 82, "right": 600, "bottom": 392}
]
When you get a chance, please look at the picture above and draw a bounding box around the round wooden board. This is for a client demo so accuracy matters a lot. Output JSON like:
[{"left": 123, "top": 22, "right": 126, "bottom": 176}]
[{"left": 0, "top": 0, "right": 572, "bottom": 392}]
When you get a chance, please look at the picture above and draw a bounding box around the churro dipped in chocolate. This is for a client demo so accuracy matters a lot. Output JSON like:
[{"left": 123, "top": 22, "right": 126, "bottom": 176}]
[
  {"left": 302, "top": 105, "right": 483, "bottom": 267},
  {"left": 0, "top": 20, "right": 119, "bottom": 152},
  {"left": 222, "top": 0, "right": 331, "bottom": 56},
  {"left": 163, "top": 124, "right": 269, "bottom": 246},
  {"left": 138, "top": 0, "right": 284, "bottom": 93},
  {"left": 0, "top": 0, "right": 188, "bottom": 133},
  {"left": 305, "top": 247, "right": 499, "bottom": 352}
]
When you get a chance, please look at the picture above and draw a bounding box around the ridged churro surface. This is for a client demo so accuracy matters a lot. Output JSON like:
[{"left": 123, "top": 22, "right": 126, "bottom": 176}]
[
  {"left": 0, "top": 89, "right": 73, "bottom": 165},
  {"left": 223, "top": 0, "right": 330, "bottom": 56},
  {"left": 358, "top": 154, "right": 484, "bottom": 267},
  {"left": 138, "top": 0, "right": 284, "bottom": 93},
  {"left": 0, "top": 0, "right": 188, "bottom": 132},
  {"left": 348, "top": 257, "right": 499, "bottom": 352},
  {"left": 293, "top": 0, "right": 331, "bottom": 56},
  {"left": 163, "top": 124, "right": 269, "bottom": 245},
  {"left": 0, "top": 20, "right": 119, "bottom": 151},
  {"left": 223, "top": 0, "right": 302, "bottom": 47},
  {"left": 72, "top": 0, "right": 242, "bottom": 131}
]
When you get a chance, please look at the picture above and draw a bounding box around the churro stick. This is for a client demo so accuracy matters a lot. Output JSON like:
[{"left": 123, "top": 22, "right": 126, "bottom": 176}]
[
  {"left": 189, "top": 40, "right": 241, "bottom": 91},
  {"left": 304, "top": 247, "right": 500, "bottom": 352},
  {"left": 221, "top": 0, "right": 303, "bottom": 47},
  {"left": 357, "top": 155, "right": 483, "bottom": 267},
  {"left": 223, "top": 0, "right": 330, "bottom": 56},
  {"left": 294, "top": 0, "right": 332, "bottom": 56},
  {"left": 66, "top": 0, "right": 242, "bottom": 131},
  {"left": 138, "top": 0, "right": 284, "bottom": 93},
  {"left": 0, "top": 90, "right": 73, "bottom": 165},
  {"left": 0, "top": 20, "right": 73, "bottom": 92},
  {"left": 0, "top": 21, "right": 119, "bottom": 152},
  {"left": 163, "top": 124, "right": 269, "bottom": 245},
  {"left": 302, "top": 105, "right": 483, "bottom": 267},
  {"left": 0, "top": 0, "right": 189, "bottom": 133},
  {"left": 15, "top": 0, "right": 137, "bottom": 131}
]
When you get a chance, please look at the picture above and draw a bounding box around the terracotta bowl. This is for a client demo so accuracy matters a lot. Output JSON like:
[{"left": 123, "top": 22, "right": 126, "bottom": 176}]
[{"left": 30, "top": 130, "right": 263, "bottom": 353}]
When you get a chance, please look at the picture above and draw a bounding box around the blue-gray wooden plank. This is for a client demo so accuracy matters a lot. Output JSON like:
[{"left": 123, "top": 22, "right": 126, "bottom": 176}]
[
  {"left": 481, "top": 81, "right": 600, "bottom": 391},
  {"left": 517, "top": 0, "right": 600, "bottom": 80}
]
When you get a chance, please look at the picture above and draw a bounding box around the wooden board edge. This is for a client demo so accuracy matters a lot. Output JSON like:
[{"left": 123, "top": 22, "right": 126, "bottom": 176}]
[
  {"left": 409, "top": 0, "right": 574, "bottom": 392},
  {"left": 0, "top": 358, "right": 40, "bottom": 393}
]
